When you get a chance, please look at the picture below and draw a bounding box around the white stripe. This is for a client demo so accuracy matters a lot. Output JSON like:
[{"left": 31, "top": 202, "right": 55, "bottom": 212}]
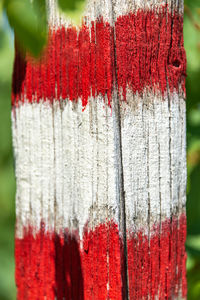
[
  {"left": 13, "top": 104, "right": 32, "bottom": 237},
  {"left": 180, "top": 99, "right": 187, "bottom": 212},
  {"left": 61, "top": 97, "right": 118, "bottom": 239},
  {"left": 29, "top": 102, "right": 42, "bottom": 231},
  {"left": 86, "top": 0, "right": 113, "bottom": 23},
  {"left": 120, "top": 94, "right": 149, "bottom": 235},
  {"left": 120, "top": 91, "right": 186, "bottom": 235},
  {"left": 46, "top": 0, "right": 182, "bottom": 29},
  {"left": 14, "top": 98, "right": 118, "bottom": 238},
  {"left": 41, "top": 101, "right": 55, "bottom": 232},
  {"left": 155, "top": 98, "right": 171, "bottom": 221},
  {"left": 13, "top": 92, "right": 186, "bottom": 238},
  {"left": 53, "top": 101, "right": 63, "bottom": 232},
  {"left": 170, "top": 94, "right": 187, "bottom": 214}
]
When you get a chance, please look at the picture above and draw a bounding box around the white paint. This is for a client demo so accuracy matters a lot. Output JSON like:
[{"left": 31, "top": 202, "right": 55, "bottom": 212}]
[
  {"left": 29, "top": 102, "right": 43, "bottom": 231},
  {"left": 13, "top": 101, "right": 55, "bottom": 237},
  {"left": 111, "top": 0, "right": 177, "bottom": 19},
  {"left": 46, "top": 0, "right": 113, "bottom": 27},
  {"left": 170, "top": 93, "right": 187, "bottom": 215},
  {"left": 12, "top": 104, "right": 31, "bottom": 238},
  {"left": 40, "top": 101, "right": 55, "bottom": 232},
  {"left": 180, "top": 99, "right": 187, "bottom": 213},
  {"left": 46, "top": 0, "right": 73, "bottom": 28},
  {"left": 86, "top": 0, "right": 113, "bottom": 23},
  {"left": 53, "top": 101, "right": 64, "bottom": 232},
  {"left": 120, "top": 94, "right": 149, "bottom": 235},
  {"left": 61, "top": 96, "right": 118, "bottom": 240},
  {"left": 13, "top": 91, "right": 186, "bottom": 240},
  {"left": 13, "top": 97, "right": 118, "bottom": 239},
  {"left": 46, "top": 0, "right": 181, "bottom": 30},
  {"left": 120, "top": 91, "right": 186, "bottom": 235}
]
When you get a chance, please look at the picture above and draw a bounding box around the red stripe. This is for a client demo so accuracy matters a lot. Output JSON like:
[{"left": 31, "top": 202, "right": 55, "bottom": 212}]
[
  {"left": 127, "top": 214, "right": 187, "bottom": 299},
  {"left": 12, "top": 8, "right": 186, "bottom": 107},
  {"left": 15, "top": 215, "right": 187, "bottom": 299},
  {"left": 78, "top": 25, "right": 91, "bottom": 107}
]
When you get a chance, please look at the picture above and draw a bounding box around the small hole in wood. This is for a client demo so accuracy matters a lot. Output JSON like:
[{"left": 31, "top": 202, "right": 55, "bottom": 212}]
[{"left": 172, "top": 59, "right": 181, "bottom": 68}]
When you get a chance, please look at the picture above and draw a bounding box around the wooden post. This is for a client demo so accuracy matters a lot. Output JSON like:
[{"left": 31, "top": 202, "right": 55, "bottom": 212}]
[{"left": 12, "top": 0, "right": 187, "bottom": 299}]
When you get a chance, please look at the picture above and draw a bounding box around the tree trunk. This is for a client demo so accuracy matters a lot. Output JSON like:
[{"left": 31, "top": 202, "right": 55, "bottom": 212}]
[{"left": 12, "top": 0, "right": 187, "bottom": 299}]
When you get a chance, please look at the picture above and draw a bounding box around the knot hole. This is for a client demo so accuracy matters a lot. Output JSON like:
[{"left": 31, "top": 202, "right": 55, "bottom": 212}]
[{"left": 172, "top": 59, "right": 181, "bottom": 69}]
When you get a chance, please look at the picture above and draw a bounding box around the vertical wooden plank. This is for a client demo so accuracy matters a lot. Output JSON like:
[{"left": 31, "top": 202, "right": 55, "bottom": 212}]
[
  {"left": 12, "top": 0, "right": 187, "bottom": 299},
  {"left": 112, "top": 1, "right": 187, "bottom": 299}
]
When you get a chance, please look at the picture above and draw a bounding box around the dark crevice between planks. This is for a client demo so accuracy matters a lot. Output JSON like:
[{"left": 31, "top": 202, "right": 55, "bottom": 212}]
[{"left": 110, "top": 1, "right": 129, "bottom": 299}]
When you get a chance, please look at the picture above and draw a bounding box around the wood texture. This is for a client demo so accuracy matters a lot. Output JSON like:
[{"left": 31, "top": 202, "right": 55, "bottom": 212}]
[{"left": 12, "top": 0, "right": 187, "bottom": 299}]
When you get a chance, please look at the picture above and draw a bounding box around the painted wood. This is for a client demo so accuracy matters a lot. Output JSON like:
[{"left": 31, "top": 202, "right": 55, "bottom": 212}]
[{"left": 12, "top": 0, "right": 187, "bottom": 299}]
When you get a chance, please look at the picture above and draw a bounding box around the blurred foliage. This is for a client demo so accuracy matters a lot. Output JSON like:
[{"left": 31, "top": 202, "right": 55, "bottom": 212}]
[
  {"left": 59, "top": 1, "right": 86, "bottom": 25},
  {"left": 0, "top": 0, "right": 200, "bottom": 299},
  {"left": 184, "top": 0, "right": 200, "bottom": 298},
  {"left": 58, "top": 0, "right": 85, "bottom": 17},
  {"left": 0, "top": 12, "right": 15, "bottom": 300},
  {"left": 3, "top": 0, "right": 47, "bottom": 56},
  {"left": 2, "top": 0, "right": 85, "bottom": 57}
]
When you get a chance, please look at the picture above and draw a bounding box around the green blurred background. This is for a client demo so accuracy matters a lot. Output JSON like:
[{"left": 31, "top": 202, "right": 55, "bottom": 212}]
[{"left": 0, "top": 0, "right": 200, "bottom": 299}]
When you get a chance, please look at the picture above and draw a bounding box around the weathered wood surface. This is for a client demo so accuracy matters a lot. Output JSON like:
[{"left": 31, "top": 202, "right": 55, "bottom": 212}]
[{"left": 12, "top": 0, "right": 187, "bottom": 299}]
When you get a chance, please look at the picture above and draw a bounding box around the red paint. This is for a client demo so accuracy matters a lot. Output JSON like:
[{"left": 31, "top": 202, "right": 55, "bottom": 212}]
[
  {"left": 150, "top": 228, "right": 160, "bottom": 298},
  {"left": 15, "top": 215, "right": 187, "bottom": 299},
  {"left": 55, "top": 28, "right": 61, "bottom": 100},
  {"left": 78, "top": 25, "right": 91, "bottom": 107},
  {"left": 61, "top": 26, "right": 67, "bottom": 100},
  {"left": 167, "top": 12, "right": 187, "bottom": 93},
  {"left": 12, "top": 8, "right": 186, "bottom": 107},
  {"left": 15, "top": 222, "right": 124, "bottom": 300},
  {"left": 127, "top": 214, "right": 187, "bottom": 299}
]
